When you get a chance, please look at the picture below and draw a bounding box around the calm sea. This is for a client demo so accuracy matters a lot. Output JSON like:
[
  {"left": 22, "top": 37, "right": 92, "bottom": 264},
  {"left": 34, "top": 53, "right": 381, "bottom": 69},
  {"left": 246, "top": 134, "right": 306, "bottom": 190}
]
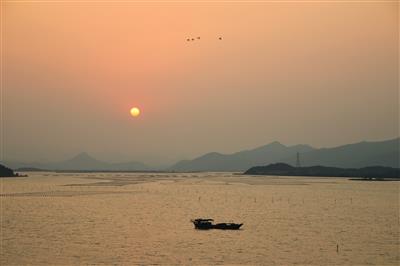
[{"left": 1, "top": 172, "right": 399, "bottom": 265}]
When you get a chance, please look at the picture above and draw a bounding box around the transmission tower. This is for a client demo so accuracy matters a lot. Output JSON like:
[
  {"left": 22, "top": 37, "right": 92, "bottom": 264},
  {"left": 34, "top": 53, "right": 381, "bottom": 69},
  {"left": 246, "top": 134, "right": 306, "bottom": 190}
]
[{"left": 296, "top": 152, "right": 301, "bottom": 168}]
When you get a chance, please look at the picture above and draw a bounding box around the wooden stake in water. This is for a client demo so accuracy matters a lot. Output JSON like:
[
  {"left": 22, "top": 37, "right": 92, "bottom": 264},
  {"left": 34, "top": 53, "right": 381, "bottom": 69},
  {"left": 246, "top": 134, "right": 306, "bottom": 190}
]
[{"left": 337, "top": 244, "right": 339, "bottom": 253}]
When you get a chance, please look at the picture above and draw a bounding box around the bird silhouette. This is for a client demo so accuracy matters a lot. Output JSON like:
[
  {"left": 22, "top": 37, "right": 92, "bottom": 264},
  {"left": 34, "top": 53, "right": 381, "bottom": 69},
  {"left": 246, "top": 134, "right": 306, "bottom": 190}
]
[{"left": 186, "top": 36, "right": 223, "bottom": 42}]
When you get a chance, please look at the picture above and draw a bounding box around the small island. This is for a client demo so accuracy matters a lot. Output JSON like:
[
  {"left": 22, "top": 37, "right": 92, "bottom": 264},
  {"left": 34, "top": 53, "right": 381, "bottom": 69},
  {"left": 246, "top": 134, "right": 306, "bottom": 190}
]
[
  {"left": 0, "top": 163, "right": 22, "bottom": 177},
  {"left": 244, "top": 163, "right": 400, "bottom": 180}
]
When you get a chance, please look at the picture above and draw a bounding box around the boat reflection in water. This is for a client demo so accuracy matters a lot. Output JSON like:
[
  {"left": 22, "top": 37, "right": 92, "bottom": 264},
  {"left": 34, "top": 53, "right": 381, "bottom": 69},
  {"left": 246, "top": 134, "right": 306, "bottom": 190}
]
[{"left": 191, "top": 218, "right": 243, "bottom": 230}]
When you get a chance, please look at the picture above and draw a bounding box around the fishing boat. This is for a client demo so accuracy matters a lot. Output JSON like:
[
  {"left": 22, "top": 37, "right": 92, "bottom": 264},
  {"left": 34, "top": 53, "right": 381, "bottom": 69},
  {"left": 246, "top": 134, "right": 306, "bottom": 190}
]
[{"left": 191, "top": 218, "right": 243, "bottom": 230}]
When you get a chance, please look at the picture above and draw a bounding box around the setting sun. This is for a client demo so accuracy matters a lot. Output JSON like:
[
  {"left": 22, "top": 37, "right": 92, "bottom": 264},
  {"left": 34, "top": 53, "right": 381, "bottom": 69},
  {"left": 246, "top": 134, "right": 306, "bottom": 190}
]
[{"left": 130, "top": 107, "right": 140, "bottom": 117}]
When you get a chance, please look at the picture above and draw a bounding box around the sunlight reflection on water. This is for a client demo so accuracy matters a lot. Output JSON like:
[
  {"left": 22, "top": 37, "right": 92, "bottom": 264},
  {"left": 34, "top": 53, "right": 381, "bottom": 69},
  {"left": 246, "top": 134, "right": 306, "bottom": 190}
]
[{"left": 1, "top": 172, "right": 399, "bottom": 265}]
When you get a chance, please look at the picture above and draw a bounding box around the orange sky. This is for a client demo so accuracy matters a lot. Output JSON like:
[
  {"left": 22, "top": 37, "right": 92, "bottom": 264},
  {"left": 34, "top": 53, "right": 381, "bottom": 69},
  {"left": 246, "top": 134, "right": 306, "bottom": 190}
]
[{"left": 2, "top": 1, "right": 399, "bottom": 165}]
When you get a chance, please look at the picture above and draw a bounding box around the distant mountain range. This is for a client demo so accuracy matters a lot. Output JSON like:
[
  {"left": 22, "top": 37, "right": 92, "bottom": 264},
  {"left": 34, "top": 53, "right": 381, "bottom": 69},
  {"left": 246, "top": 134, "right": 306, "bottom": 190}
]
[
  {"left": 2, "top": 138, "right": 399, "bottom": 172},
  {"left": 169, "top": 138, "right": 399, "bottom": 171},
  {"left": 169, "top": 142, "right": 314, "bottom": 172},
  {"left": 3, "top": 152, "right": 149, "bottom": 171}
]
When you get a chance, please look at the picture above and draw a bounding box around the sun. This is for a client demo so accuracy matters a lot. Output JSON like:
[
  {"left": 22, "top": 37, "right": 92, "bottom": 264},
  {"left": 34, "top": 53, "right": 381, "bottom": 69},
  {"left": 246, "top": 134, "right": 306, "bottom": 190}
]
[{"left": 130, "top": 107, "right": 140, "bottom": 117}]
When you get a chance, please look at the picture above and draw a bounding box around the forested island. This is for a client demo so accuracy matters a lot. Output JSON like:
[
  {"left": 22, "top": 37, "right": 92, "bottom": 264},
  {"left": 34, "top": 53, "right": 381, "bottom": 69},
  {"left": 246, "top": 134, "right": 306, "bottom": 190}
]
[
  {"left": 0, "top": 163, "right": 19, "bottom": 177},
  {"left": 244, "top": 163, "right": 400, "bottom": 179}
]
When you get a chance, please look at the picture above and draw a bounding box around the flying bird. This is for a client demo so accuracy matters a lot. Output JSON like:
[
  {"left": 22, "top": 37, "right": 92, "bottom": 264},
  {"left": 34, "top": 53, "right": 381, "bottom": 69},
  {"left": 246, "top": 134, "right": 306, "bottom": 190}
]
[{"left": 186, "top": 36, "right": 223, "bottom": 42}]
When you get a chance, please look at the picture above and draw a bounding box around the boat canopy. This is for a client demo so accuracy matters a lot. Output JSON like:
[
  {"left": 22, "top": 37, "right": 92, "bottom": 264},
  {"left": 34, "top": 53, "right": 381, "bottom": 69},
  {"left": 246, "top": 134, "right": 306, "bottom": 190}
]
[{"left": 193, "top": 218, "right": 214, "bottom": 222}]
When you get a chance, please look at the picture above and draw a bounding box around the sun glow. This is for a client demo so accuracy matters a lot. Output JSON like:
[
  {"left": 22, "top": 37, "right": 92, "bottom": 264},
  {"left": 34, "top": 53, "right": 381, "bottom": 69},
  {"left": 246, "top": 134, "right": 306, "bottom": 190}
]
[{"left": 130, "top": 107, "right": 140, "bottom": 117}]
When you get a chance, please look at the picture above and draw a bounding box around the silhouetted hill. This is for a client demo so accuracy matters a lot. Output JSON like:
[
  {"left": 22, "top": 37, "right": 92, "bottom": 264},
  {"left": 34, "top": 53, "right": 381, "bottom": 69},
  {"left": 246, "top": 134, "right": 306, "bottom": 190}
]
[
  {"left": 169, "top": 138, "right": 399, "bottom": 172},
  {"left": 49, "top": 152, "right": 106, "bottom": 170},
  {"left": 48, "top": 153, "right": 149, "bottom": 171},
  {"left": 170, "top": 142, "right": 314, "bottom": 171},
  {"left": 244, "top": 163, "right": 400, "bottom": 179},
  {"left": 0, "top": 163, "right": 17, "bottom": 177}
]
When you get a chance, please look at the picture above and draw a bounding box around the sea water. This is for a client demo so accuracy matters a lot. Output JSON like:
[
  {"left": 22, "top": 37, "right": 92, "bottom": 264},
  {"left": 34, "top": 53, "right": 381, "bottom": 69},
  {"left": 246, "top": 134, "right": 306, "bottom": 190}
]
[{"left": 1, "top": 172, "right": 398, "bottom": 265}]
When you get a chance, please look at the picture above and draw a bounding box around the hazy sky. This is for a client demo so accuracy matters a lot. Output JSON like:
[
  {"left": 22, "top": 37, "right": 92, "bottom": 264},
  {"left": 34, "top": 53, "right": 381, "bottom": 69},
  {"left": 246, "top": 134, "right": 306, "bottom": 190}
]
[{"left": 2, "top": 1, "right": 398, "bottom": 165}]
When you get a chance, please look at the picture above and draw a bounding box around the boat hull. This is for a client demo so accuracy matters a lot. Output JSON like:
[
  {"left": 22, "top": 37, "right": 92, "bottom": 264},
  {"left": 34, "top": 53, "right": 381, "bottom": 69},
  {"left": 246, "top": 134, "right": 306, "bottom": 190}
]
[{"left": 193, "top": 222, "right": 243, "bottom": 230}]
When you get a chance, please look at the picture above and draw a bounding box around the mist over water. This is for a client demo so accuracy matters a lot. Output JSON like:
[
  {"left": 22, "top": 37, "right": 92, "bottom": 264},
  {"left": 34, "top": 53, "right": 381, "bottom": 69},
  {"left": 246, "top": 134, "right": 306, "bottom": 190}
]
[{"left": 1, "top": 172, "right": 398, "bottom": 265}]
